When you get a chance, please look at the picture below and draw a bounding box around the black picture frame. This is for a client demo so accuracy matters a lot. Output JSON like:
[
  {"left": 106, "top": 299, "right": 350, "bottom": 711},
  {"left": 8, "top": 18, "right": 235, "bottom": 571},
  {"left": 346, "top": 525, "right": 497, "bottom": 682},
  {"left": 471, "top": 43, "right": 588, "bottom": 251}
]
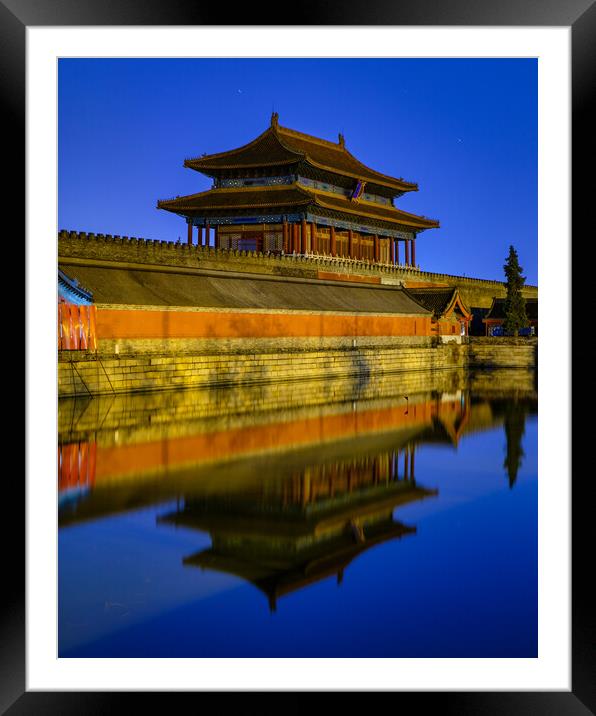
[{"left": 11, "top": 0, "right": 593, "bottom": 711}]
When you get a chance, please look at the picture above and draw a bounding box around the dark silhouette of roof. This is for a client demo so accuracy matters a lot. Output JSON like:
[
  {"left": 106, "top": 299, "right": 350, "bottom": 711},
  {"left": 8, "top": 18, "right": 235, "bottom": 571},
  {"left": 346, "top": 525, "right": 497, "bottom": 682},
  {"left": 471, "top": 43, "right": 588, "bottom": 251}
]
[{"left": 484, "top": 297, "right": 538, "bottom": 320}]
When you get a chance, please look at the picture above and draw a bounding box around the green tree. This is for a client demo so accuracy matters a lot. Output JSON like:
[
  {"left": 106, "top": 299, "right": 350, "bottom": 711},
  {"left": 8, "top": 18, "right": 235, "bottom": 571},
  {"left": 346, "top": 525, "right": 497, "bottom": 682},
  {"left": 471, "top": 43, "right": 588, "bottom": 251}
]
[{"left": 503, "top": 245, "right": 529, "bottom": 336}]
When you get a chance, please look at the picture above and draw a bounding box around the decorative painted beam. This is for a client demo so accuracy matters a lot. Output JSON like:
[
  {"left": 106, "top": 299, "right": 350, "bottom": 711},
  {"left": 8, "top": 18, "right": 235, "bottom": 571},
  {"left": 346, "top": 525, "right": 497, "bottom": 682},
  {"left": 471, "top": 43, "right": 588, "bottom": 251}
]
[
  {"left": 190, "top": 214, "right": 303, "bottom": 226},
  {"left": 188, "top": 211, "right": 419, "bottom": 242},
  {"left": 305, "top": 211, "right": 416, "bottom": 241}
]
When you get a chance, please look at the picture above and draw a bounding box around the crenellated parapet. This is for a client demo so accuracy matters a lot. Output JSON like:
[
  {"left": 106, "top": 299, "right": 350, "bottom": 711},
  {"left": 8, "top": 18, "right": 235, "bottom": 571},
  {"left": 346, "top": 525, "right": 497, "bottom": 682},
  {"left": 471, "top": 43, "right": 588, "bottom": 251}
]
[{"left": 58, "top": 228, "right": 426, "bottom": 275}]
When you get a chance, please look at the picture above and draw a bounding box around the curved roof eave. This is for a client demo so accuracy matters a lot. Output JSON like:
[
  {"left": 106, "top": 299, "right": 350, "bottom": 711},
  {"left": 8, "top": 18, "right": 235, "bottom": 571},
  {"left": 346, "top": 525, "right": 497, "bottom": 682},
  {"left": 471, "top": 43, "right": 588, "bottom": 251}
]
[
  {"left": 184, "top": 127, "right": 303, "bottom": 170},
  {"left": 311, "top": 193, "right": 440, "bottom": 230},
  {"left": 445, "top": 292, "right": 473, "bottom": 320}
]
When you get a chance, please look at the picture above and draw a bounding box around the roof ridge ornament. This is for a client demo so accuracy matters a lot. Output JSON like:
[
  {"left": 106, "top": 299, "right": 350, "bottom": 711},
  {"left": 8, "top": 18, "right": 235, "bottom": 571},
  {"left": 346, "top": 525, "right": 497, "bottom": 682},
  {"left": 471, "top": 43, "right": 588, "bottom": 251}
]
[
  {"left": 338, "top": 132, "right": 345, "bottom": 147},
  {"left": 271, "top": 111, "right": 279, "bottom": 128}
]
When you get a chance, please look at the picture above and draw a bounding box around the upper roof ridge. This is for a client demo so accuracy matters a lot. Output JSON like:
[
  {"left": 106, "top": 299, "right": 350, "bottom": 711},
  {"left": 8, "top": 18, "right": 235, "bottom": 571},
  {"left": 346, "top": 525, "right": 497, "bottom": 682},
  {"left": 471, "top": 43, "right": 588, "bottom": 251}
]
[{"left": 277, "top": 123, "right": 345, "bottom": 151}]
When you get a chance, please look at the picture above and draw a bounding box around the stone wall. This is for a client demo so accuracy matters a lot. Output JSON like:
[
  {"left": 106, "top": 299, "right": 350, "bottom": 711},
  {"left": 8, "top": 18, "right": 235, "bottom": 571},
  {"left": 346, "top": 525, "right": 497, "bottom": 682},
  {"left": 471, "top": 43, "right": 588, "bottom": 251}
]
[
  {"left": 58, "top": 344, "right": 466, "bottom": 398},
  {"left": 58, "top": 340, "right": 536, "bottom": 399},
  {"left": 467, "top": 337, "right": 538, "bottom": 369},
  {"left": 58, "top": 230, "right": 538, "bottom": 310}
]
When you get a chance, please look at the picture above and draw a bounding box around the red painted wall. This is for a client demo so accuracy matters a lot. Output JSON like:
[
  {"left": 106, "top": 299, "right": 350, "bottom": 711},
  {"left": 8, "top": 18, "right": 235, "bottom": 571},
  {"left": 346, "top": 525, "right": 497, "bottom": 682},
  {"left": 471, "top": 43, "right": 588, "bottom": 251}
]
[{"left": 95, "top": 308, "right": 432, "bottom": 340}]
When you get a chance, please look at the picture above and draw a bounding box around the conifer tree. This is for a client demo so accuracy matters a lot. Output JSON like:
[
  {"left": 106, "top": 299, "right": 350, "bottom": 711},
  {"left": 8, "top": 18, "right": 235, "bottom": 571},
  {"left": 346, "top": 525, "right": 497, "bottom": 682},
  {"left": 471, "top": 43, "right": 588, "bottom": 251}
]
[{"left": 503, "top": 245, "right": 529, "bottom": 336}]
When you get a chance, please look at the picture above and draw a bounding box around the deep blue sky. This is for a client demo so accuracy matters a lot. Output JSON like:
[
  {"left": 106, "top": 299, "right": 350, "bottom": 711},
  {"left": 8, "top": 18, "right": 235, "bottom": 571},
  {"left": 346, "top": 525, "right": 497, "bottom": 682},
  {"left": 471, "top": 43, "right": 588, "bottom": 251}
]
[{"left": 58, "top": 58, "right": 537, "bottom": 284}]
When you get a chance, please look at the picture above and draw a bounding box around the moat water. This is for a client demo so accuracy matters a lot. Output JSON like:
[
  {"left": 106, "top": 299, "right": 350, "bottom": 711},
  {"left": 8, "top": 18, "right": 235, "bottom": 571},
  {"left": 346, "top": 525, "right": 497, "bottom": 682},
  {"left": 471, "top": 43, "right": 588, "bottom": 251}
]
[{"left": 58, "top": 368, "right": 537, "bottom": 657}]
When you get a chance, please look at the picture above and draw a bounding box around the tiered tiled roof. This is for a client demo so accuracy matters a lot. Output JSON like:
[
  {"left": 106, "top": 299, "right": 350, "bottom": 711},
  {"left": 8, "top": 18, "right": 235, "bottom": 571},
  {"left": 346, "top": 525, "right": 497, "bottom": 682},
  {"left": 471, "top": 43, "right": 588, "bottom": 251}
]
[{"left": 184, "top": 114, "right": 418, "bottom": 194}]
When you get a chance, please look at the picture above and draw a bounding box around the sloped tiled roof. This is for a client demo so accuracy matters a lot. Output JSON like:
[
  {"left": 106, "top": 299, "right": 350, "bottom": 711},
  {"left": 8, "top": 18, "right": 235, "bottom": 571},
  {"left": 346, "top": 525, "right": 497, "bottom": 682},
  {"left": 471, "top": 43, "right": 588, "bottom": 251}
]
[
  {"left": 157, "top": 183, "right": 439, "bottom": 231},
  {"left": 184, "top": 119, "right": 418, "bottom": 194},
  {"left": 58, "top": 262, "right": 433, "bottom": 315},
  {"left": 157, "top": 185, "right": 311, "bottom": 213},
  {"left": 403, "top": 287, "right": 471, "bottom": 319},
  {"left": 311, "top": 190, "right": 439, "bottom": 229},
  {"left": 58, "top": 268, "right": 94, "bottom": 304},
  {"left": 484, "top": 297, "right": 538, "bottom": 320}
]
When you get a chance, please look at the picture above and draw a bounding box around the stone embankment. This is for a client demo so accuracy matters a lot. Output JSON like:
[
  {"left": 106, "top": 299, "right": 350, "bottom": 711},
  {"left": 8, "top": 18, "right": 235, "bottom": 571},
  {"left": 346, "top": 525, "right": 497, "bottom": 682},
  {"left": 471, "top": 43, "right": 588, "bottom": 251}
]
[
  {"left": 467, "top": 337, "right": 537, "bottom": 369},
  {"left": 58, "top": 340, "right": 536, "bottom": 398}
]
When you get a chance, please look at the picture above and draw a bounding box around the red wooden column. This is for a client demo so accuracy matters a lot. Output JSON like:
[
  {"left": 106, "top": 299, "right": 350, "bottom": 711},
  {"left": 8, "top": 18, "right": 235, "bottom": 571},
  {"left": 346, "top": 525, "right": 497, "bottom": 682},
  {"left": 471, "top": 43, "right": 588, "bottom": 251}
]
[
  {"left": 214, "top": 225, "right": 219, "bottom": 250},
  {"left": 301, "top": 218, "right": 307, "bottom": 254},
  {"left": 187, "top": 222, "right": 193, "bottom": 246},
  {"left": 348, "top": 229, "right": 354, "bottom": 258},
  {"left": 411, "top": 238, "right": 416, "bottom": 267},
  {"left": 205, "top": 222, "right": 211, "bottom": 248},
  {"left": 374, "top": 234, "right": 379, "bottom": 263},
  {"left": 395, "top": 239, "right": 400, "bottom": 265},
  {"left": 330, "top": 225, "right": 337, "bottom": 256},
  {"left": 292, "top": 223, "right": 299, "bottom": 253},
  {"left": 196, "top": 226, "right": 203, "bottom": 247},
  {"left": 405, "top": 238, "right": 410, "bottom": 266},
  {"left": 390, "top": 238, "right": 395, "bottom": 265},
  {"left": 282, "top": 220, "right": 289, "bottom": 252},
  {"left": 310, "top": 222, "right": 317, "bottom": 253}
]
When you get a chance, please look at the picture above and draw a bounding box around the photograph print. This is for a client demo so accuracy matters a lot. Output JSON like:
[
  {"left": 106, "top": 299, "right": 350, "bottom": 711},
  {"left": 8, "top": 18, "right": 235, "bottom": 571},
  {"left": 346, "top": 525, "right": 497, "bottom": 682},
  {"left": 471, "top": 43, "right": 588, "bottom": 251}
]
[{"left": 57, "top": 57, "right": 538, "bottom": 659}]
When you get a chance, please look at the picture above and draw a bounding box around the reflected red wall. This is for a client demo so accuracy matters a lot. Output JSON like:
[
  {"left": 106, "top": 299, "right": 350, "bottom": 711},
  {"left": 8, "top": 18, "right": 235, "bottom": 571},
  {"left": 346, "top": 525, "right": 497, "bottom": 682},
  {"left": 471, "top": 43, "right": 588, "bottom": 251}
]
[{"left": 58, "top": 441, "right": 97, "bottom": 492}]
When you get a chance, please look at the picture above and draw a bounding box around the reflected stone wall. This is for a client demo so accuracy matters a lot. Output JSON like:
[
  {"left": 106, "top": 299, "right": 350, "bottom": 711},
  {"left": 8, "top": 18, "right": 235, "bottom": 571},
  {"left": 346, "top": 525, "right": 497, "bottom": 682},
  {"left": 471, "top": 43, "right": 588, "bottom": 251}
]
[{"left": 59, "top": 368, "right": 470, "bottom": 446}]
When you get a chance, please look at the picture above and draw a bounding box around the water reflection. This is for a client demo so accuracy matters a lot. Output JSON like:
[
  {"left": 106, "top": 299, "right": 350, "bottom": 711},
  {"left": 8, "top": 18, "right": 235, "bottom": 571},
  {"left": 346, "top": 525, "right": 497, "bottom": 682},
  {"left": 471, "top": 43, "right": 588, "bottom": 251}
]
[
  {"left": 58, "top": 368, "right": 537, "bottom": 655},
  {"left": 502, "top": 400, "right": 529, "bottom": 488},
  {"left": 158, "top": 449, "right": 435, "bottom": 612},
  {"left": 59, "top": 368, "right": 535, "bottom": 526}
]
